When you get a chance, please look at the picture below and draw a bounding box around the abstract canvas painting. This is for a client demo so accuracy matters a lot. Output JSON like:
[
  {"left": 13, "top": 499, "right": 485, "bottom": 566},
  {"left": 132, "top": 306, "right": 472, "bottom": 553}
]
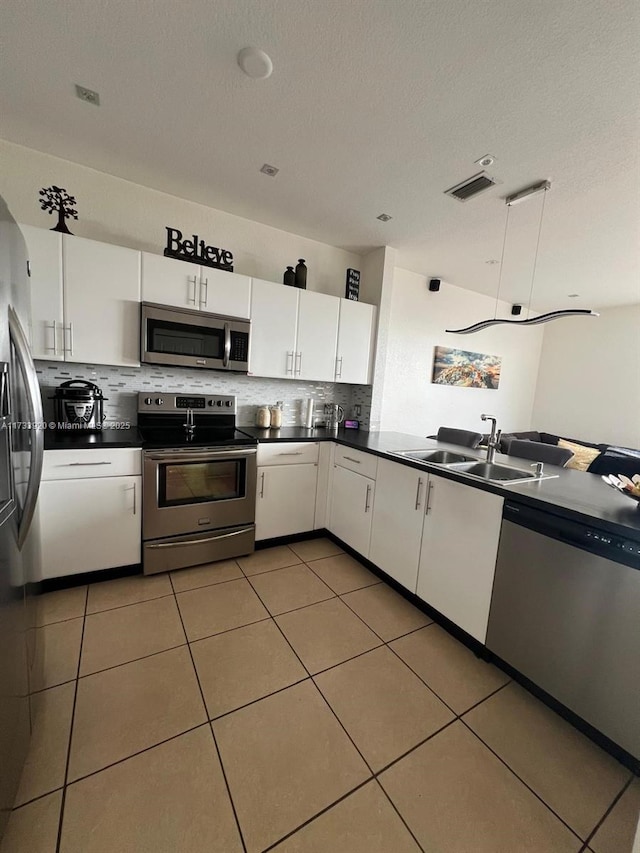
[{"left": 432, "top": 347, "right": 502, "bottom": 389}]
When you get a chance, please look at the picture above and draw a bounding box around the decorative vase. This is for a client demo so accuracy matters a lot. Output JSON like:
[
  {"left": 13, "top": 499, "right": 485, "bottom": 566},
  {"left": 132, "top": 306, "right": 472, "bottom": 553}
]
[
  {"left": 283, "top": 266, "right": 295, "bottom": 287},
  {"left": 295, "top": 259, "right": 307, "bottom": 289}
]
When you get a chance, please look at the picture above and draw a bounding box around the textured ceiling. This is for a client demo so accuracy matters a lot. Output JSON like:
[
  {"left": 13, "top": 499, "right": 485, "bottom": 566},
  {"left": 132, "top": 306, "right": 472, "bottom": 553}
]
[{"left": 1, "top": 0, "right": 638, "bottom": 309}]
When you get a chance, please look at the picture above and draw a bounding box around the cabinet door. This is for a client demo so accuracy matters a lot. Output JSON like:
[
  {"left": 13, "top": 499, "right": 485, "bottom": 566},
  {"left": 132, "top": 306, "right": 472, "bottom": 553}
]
[
  {"left": 249, "top": 279, "right": 298, "bottom": 378},
  {"left": 36, "top": 475, "right": 141, "bottom": 579},
  {"left": 256, "top": 464, "right": 318, "bottom": 540},
  {"left": 141, "top": 252, "right": 200, "bottom": 309},
  {"left": 199, "top": 268, "right": 251, "bottom": 318},
  {"left": 336, "top": 299, "right": 376, "bottom": 384},
  {"left": 20, "top": 225, "right": 64, "bottom": 359},
  {"left": 369, "top": 459, "right": 425, "bottom": 592},
  {"left": 296, "top": 290, "right": 339, "bottom": 381},
  {"left": 329, "top": 465, "right": 374, "bottom": 558},
  {"left": 416, "top": 475, "right": 503, "bottom": 642},
  {"left": 63, "top": 236, "right": 141, "bottom": 366}
]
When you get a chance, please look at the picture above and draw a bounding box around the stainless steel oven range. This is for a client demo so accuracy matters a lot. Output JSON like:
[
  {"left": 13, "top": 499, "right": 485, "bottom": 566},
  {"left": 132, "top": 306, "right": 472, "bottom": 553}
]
[{"left": 137, "top": 393, "right": 257, "bottom": 575}]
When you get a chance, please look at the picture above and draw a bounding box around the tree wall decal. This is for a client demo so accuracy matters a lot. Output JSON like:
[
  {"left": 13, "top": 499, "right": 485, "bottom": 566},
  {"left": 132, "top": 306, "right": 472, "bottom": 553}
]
[{"left": 38, "top": 185, "right": 78, "bottom": 234}]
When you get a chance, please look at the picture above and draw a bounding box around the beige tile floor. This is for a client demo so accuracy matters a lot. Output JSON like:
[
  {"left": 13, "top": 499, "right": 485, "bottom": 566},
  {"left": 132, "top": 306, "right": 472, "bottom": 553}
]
[{"left": 3, "top": 538, "right": 637, "bottom": 853}]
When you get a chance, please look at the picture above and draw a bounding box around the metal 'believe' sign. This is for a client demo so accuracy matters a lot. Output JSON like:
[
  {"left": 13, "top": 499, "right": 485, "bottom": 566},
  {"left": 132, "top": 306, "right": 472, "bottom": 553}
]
[{"left": 164, "top": 227, "right": 234, "bottom": 271}]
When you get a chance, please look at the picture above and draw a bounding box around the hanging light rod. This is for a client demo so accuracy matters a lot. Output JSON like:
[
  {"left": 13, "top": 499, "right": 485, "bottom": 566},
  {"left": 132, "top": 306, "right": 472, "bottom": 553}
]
[
  {"left": 446, "top": 179, "right": 599, "bottom": 335},
  {"left": 505, "top": 179, "right": 551, "bottom": 206},
  {"left": 446, "top": 309, "right": 599, "bottom": 335}
]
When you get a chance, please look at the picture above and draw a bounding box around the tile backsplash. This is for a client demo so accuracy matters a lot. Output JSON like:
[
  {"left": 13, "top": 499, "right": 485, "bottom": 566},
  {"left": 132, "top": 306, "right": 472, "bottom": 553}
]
[{"left": 36, "top": 361, "right": 373, "bottom": 429}]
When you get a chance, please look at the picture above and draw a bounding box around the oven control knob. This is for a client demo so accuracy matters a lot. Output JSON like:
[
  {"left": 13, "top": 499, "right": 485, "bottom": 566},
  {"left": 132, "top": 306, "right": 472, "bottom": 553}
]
[
  {"left": 144, "top": 397, "right": 153, "bottom": 405},
  {"left": 155, "top": 397, "right": 164, "bottom": 405},
  {"left": 225, "top": 401, "right": 233, "bottom": 407},
  {"left": 207, "top": 400, "right": 215, "bottom": 407},
  {"left": 216, "top": 400, "right": 223, "bottom": 407}
]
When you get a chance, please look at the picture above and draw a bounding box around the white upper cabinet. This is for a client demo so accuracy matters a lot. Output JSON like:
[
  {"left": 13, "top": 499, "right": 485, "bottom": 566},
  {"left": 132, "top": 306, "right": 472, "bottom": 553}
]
[
  {"left": 416, "top": 475, "right": 503, "bottom": 643},
  {"left": 296, "top": 290, "right": 340, "bottom": 381},
  {"left": 63, "top": 236, "right": 141, "bottom": 367},
  {"left": 369, "top": 458, "right": 426, "bottom": 592},
  {"left": 20, "top": 225, "right": 64, "bottom": 359},
  {"left": 249, "top": 279, "right": 299, "bottom": 378},
  {"left": 336, "top": 299, "right": 376, "bottom": 384},
  {"left": 141, "top": 254, "right": 251, "bottom": 318},
  {"left": 141, "top": 252, "right": 200, "bottom": 310},
  {"left": 200, "top": 268, "right": 251, "bottom": 318}
]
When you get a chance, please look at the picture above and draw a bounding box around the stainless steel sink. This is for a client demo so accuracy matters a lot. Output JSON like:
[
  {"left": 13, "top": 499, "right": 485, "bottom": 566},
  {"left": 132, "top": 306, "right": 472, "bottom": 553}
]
[
  {"left": 393, "top": 449, "right": 478, "bottom": 465},
  {"left": 449, "top": 461, "right": 536, "bottom": 482}
]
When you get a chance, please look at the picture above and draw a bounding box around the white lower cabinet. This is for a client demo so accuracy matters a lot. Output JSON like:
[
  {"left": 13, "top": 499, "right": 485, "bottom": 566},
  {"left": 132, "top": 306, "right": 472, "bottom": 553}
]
[
  {"left": 329, "top": 464, "right": 375, "bottom": 558},
  {"left": 36, "top": 475, "right": 141, "bottom": 579},
  {"left": 369, "top": 458, "right": 425, "bottom": 592},
  {"left": 416, "top": 475, "right": 503, "bottom": 643},
  {"left": 256, "top": 464, "right": 318, "bottom": 540}
]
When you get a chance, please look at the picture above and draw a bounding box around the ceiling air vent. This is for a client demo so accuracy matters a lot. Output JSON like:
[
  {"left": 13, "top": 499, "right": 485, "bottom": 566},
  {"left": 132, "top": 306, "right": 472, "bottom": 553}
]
[{"left": 444, "top": 171, "right": 497, "bottom": 202}]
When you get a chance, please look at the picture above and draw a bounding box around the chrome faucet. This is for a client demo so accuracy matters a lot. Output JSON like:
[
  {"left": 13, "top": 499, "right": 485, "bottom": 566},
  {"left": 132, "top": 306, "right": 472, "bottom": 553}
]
[{"left": 481, "top": 414, "right": 501, "bottom": 464}]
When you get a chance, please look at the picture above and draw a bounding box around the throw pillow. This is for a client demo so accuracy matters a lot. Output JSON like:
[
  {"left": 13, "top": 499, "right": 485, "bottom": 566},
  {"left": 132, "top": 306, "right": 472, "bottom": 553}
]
[{"left": 558, "top": 439, "right": 601, "bottom": 471}]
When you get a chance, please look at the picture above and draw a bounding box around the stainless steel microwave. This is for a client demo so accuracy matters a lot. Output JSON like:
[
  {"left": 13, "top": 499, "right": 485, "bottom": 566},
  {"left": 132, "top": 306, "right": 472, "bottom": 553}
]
[{"left": 141, "top": 302, "right": 250, "bottom": 372}]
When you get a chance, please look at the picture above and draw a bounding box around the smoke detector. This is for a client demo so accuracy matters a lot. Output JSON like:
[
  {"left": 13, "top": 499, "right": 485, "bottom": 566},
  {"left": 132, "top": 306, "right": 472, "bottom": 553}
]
[
  {"left": 444, "top": 172, "right": 499, "bottom": 202},
  {"left": 237, "top": 47, "right": 273, "bottom": 79}
]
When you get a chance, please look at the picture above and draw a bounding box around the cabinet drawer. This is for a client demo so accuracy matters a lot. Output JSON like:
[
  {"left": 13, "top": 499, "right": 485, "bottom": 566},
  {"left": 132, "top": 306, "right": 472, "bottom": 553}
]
[
  {"left": 257, "top": 442, "right": 319, "bottom": 466},
  {"left": 42, "top": 448, "right": 142, "bottom": 480},
  {"left": 334, "top": 445, "right": 378, "bottom": 479}
]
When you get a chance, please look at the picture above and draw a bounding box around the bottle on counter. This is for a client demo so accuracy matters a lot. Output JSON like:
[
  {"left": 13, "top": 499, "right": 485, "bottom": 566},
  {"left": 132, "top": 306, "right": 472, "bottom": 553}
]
[
  {"left": 303, "top": 397, "right": 314, "bottom": 429},
  {"left": 295, "top": 259, "right": 307, "bottom": 289},
  {"left": 270, "top": 402, "right": 283, "bottom": 429},
  {"left": 256, "top": 405, "right": 271, "bottom": 428},
  {"left": 283, "top": 266, "right": 296, "bottom": 287}
]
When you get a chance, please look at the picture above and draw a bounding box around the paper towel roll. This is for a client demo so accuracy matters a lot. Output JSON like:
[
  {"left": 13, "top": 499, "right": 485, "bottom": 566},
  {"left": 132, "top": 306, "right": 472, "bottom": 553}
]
[{"left": 304, "top": 398, "right": 314, "bottom": 429}]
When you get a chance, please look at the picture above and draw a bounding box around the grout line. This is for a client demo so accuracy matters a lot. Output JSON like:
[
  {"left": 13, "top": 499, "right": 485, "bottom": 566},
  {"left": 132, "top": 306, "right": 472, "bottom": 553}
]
[
  {"left": 238, "top": 560, "right": 302, "bottom": 579},
  {"left": 168, "top": 572, "right": 248, "bottom": 853},
  {"left": 372, "top": 718, "right": 459, "bottom": 777},
  {"left": 54, "top": 584, "right": 88, "bottom": 853},
  {"left": 309, "top": 641, "right": 385, "bottom": 678},
  {"left": 457, "top": 679, "right": 511, "bottom": 716},
  {"left": 372, "top": 777, "right": 427, "bottom": 853},
  {"left": 577, "top": 774, "right": 634, "bottom": 851},
  {"left": 13, "top": 787, "right": 64, "bottom": 811},
  {"left": 458, "top": 718, "right": 585, "bottom": 845},
  {"left": 78, "top": 642, "right": 189, "bottom": 679},
  {"left": 210, "top": 676, "right": 312, "bottom": 722},
  {"left": 84, "top": 590, "right": 175, "bottom": 617}
]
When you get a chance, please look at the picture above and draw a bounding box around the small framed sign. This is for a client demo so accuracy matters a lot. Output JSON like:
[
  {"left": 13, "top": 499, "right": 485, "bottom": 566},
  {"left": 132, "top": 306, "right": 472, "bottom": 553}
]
[{"left": 345, "top": 268, "right": 360, "bottom": 301}]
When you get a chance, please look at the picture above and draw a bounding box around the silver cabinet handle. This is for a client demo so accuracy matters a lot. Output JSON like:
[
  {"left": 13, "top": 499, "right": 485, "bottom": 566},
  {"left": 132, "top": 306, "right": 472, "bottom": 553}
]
[
  {"left": 223, "top": 322, "right": 231, "bottom": 368},
  {"left": 415, "top": 477, "right": 423, "bottom": 510},
  {"left": 187, "top": 275, "right": 198, "bottom": 304},
  {"left": 200, "top": 277, "right": 208, "bottom": 308},
  {"left": 277, "top": 451, "right": 303, "bottom": 456},
  {"left": 260, "top": 471, "right": 265, "bottom": 498},
  {"left": 45, "top": 320, "right": 58, "bottom": 354},
  {"left": 425, "top": 480, "right": 434, "bottom": 515},
  {"left": 364, "top": 483, "right": 372, "bottom": 513},
  {"left": 147, "top": 526, "right": 254, "bottom": 549},
  {"left": 335, "top": 356, "right": 343, "bottom": 379},
  {"left": 295, "top": 351, "right": 302, "bottom": 375},
  {"left": 64, "top": 323, "right": 74, "bottom": 356},
  {"left": 64, "top": 461, "right": 112, "bottom": 466},
  {"left": 343, "top": 455, "right": 361, "bottom": 464},
  {"left": 127, "top": 482, "right": 137, "bottom": 515},
  {"left": 286, "top": 351, "right": 294, "bottom": 375}
]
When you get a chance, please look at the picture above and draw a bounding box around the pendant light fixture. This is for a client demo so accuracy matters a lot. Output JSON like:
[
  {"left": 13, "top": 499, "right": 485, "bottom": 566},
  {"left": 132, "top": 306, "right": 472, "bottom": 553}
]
[{"left": 446, "top": 180, "right": 599, "bottom": 334}]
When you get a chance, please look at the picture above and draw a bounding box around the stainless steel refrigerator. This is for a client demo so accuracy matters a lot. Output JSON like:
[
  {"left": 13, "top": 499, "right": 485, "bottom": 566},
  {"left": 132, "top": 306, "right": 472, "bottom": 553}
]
[{"left": 0, "top": 196, "right": 45, "bottom": 838}]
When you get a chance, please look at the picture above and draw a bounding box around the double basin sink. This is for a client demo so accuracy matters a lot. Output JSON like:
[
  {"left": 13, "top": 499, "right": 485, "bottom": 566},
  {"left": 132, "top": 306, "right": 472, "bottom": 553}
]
[{"left": 392, "top": 449, "right": 546, "bottom": 484}]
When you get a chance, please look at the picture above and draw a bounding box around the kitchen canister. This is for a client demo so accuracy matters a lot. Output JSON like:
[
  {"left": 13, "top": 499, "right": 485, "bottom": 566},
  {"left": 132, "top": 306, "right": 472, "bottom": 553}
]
[
  {"left": 303, "top": 398, "right": 314, "bottom": 429},
  {"left": 256, "top": 405, "right": 271, "bottom": 428},
  {"left": 295, "top": 259, "right": 307, "bottom": 289},
  {"left": 270, "top": 403, "right": 283, "bottom": 429}
]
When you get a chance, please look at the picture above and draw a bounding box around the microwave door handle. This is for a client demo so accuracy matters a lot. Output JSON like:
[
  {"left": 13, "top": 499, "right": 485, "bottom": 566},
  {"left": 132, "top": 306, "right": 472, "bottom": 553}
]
[
  {"left": 223, "top": 322, "right": 231, "bottom": 368},
  {"left": 8, "top": 306, "right": 45, "bottom": 548}
]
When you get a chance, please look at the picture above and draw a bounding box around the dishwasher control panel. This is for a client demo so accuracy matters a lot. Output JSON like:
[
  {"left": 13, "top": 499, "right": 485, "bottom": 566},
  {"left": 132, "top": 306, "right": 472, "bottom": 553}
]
[{"left": 584, "top": 529, "right": 640, "bottom": 558}]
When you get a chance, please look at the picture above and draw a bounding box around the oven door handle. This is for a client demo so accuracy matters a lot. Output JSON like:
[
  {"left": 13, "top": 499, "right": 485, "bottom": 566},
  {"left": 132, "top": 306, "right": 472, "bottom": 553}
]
[
  {"left": 146, "top": 525, "right": 254, "bottom": 549},
  {"left": 223, "top": 322, "right": 231, "bottom": 368},
  {"left": 146, "top": 447, "right": 257, "bottom": 462}
]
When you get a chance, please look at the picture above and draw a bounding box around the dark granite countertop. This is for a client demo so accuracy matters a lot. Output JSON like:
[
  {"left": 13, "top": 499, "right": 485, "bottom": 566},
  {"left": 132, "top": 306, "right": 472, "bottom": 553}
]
[
  {"left": 44, "top": 427, "right": 143, "bottom": 450},
  {"left": 242, "top": 427, "right": 640, "bottom": 539}
]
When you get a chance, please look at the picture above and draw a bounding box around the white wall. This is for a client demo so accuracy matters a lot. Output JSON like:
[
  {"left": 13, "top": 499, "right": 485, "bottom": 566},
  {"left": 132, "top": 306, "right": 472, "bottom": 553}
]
[
  {"left": 379, "top": 268, "right": 544, "bottom": 437},
  {"left": 532, "top": 305, "right": 640, "bottom": 447},
  {"left": 0, "top": 140, "right": 362, "bottom": 298}
]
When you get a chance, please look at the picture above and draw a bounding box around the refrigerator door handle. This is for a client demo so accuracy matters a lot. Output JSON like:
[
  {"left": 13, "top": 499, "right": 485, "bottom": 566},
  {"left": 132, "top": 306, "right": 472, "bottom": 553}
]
[{"left": 8, "top": 306, "right": 44, "bottom": 548}]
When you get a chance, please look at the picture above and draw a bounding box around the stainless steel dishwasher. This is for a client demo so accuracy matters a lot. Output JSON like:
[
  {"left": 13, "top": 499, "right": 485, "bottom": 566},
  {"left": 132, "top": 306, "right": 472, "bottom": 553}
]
[{"left": 486, "top": 501, "right": 640, "bottom": 761}]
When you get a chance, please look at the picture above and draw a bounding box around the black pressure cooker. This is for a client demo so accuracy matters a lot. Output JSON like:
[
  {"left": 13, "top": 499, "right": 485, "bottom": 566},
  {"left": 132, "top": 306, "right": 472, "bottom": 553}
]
[{"left": 51, "top": 380, "right": 107, "bottom": 430}]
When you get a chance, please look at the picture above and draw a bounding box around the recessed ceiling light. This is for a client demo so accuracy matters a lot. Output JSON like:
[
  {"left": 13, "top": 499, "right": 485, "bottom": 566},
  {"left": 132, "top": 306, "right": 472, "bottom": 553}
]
[
  {"left": 75, "top": 84, "right": 100, "bottom": 106},
  {"left": 260, "top": 164, "right": 279, "bottom": 177},
  {"left": 485, "top": 259, "right": 500, "bottom": 265},
  {"left": 568, "top": 293, "right": 580, "bottom": 298},
  {"left": 237, "top": 47, "right": 273, "bottom": 79},
  {"left": 475, "top": 154, "right": 496, "bottom": 167},
  {"left": 377, "top": 213, "right": 392, "bottom": 222}
]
